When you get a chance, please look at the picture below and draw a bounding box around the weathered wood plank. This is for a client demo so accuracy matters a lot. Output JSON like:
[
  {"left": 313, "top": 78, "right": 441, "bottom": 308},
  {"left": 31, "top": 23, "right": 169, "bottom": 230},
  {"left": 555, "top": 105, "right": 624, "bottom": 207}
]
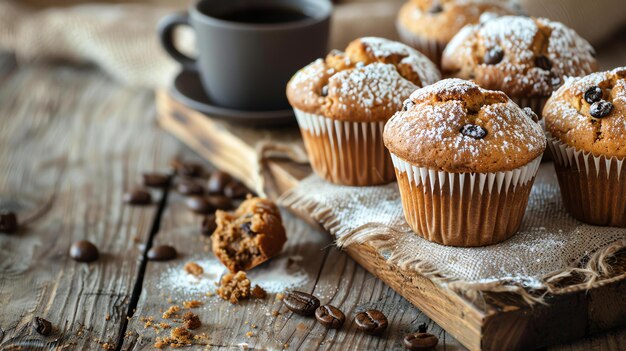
[{"left": 0, "top": 55, "right": 178, "bottom": 350}]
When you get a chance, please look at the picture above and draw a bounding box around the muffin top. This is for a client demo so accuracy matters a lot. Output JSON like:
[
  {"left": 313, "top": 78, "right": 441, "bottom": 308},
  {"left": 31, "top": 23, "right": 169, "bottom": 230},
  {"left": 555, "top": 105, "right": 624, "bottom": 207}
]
[
  {"left": 442, "top": 16, "right": 597, "bottom": 97},
  {"left": 397, "top": 0, "right": 516, "bottom": 43},
  {"left": 286, "top": 37, "right": 440, "bottom": 122},
  {"left": 384, "top": 79, "right": 546, "bottom": 173},
  {"left": 544, "top": 67, "right": 626, "bottom": 158}
]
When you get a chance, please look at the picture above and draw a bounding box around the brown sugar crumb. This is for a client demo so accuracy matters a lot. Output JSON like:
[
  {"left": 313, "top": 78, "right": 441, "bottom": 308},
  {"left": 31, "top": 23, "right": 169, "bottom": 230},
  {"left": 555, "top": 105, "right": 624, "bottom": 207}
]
[
  {"left": 162, "top": 305, "right": 181, "bottom": 319},
  {"left": 101, "top": 342, "right": 115, "bottom": 351},
  {"left": 105, "top": 314, "right": 111, "bottom": 321},
  {"left": 154, "top": 327, "right": 194, "bottom": 348},
  {"left": 246, "top": 331, "right": 254, "bottom": 337},
  {"left": 184, "top": 262, "right": 204, "bottom": 277},
  {"left": 182, "top": 312, "right": 202, "bottom": 330},
  {"left": 251, "top": 285, "right": 267, "bottom": 299},
  {"left": 182, "top": 300, "right": 203, "bottom": 309},
  {"left": 159, "top": 322, "right": 171, "bottom": 329},
  {"left": 276, "top": 293, "right": 285, "bottom": 301},
  {"left": 140, "top": 316, "right": 155, "bottom": 328},
  {"left": 217, "top": 271, "right": 251, "bottom": 304}
]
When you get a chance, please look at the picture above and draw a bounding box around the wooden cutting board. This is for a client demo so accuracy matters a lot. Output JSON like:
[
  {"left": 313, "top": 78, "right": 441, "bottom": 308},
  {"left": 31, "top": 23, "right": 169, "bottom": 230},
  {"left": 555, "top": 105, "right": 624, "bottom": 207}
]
[{"left": 156, "top": 89, "right": 626, "bottom": 351}]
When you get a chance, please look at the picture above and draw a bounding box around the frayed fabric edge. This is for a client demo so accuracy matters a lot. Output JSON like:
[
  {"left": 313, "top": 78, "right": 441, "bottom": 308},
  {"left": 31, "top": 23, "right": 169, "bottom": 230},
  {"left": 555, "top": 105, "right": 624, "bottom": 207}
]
[{"left": 278, "top": 189, "right": 626, "bottom": 306}]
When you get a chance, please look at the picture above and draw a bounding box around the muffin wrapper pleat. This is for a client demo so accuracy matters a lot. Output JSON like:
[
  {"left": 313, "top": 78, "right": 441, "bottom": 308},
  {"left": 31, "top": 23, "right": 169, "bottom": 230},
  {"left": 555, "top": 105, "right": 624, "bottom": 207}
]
[
  {"left": 294, "top": 109, "right": 395, "bottom": 186},
  {"left": 396, "top": 22, "right": 446, "bottom": 66},
  {"left": 390, "top": 153, "right": 542, "bottom": 247},
  {"left": 547, "top": 134, "right": 626, "bottom": 227}
]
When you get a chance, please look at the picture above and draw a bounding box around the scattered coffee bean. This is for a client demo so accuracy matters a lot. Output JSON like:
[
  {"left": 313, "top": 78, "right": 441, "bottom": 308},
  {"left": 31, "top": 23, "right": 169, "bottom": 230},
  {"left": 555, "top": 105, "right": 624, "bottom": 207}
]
[
  {"left": 208, "top": 195, "right": 233, "bottom": 210},
  {"left": 207, "top": 171, "right": 233, "bottom": 194},
  {"left": 283, "top": 291, "right": 320, "bottom": 316},
  {"left": 321, "top": 85, "right": 328, "bottom": 97},
  {"left": 590, "top": 100, "right": 613, "bottom": 118},
  {"left": 483, "top": 46, "right": 504, "bottom": 65},
  {"left": 147, "top": 245, "right": 177, "bottom": 261},
  {"left": 201, "top": 214, "right": 217, "bottom": 236},
  {"left": 403, "top": 332, "right": 439, "bottom": 350},
  {"left": 177, "top": 179, "right": 205, "bottom": 196},
  {"left": 523, "top": 107, "right": 539, "bottom": 123},
  {"left": 70, "top": 240, "right": 99, "bottom": 262},
  {"left": 172, "top": 160, "right": 204, "bottom": 178},
  {"left": 428, "top": 3, "right": 443, "bottom": 13},
  {"left": 0, "top": 210, "right": 18, "bottom": 233},
  {"left": 123, "top": 188, "right": 152, "bottom": 205},
  {"left": 32, "top": 317, "right": 52, "bottom": 336},
  {"left": 142, "top": 173, "right": 170, "bottom": 188},
  {"left": 355, "top": 309, "right": 388, "bottom": 335},
  {"left": 460, "top": 124, "right": 488, "bottom": 139},
  {"left": 584, "top": 86, "right": 603, "bottom": 104},
  {"left": 223, "top": 182, "right": 248, "bottom": 199},
  {"left": 315, "top": 305, "right": 345, "bottom": 329},
  {"left": 535, "top": 55, "right": 552, "bottom": 70},
  {"left": 185, "top": 196, "right": 215, "bottom": 214}
]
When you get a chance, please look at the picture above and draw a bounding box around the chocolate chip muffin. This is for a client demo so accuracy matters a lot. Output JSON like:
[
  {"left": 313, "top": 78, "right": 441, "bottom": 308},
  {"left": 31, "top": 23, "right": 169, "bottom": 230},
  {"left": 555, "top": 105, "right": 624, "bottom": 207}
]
[
  {"left": 212, "top": 196, "right": 287, "bottom": 272},
  {"left": 286, "top": 37, "right": 440, "bottom": 186},
  {"left": 396, "top": 0, "right": 516, "bottom": 65},
  {"left": 544, "top": 67, "right": 626, "bottom": 227},
  {"left": 442, "top": 16, "right": 598, "bottom": 119},
  {"left": 384, "top": 79, "right": 546, "bottom": 246}
]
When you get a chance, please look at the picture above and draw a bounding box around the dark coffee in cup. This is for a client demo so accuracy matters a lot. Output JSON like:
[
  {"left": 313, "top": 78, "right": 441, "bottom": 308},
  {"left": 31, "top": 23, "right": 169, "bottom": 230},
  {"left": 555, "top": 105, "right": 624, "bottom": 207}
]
[{"left": 158, "top": 0, "right": 331, "bottom": 112}]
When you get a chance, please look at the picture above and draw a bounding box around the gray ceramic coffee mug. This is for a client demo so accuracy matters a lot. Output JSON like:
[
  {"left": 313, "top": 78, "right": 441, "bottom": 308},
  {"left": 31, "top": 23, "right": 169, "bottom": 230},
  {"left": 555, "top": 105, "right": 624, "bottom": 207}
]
[{"left": 158, "top": 0, "right": 332, "bottom": 111}]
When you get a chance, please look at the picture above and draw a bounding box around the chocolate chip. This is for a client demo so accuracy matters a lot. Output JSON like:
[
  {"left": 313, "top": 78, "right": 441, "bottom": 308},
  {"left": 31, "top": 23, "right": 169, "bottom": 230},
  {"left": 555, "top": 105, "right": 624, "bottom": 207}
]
[
  {"left": 483, "top": 47, "right": 504, "bottom": 65},
  {"left": 523, "top": 107, "right": 539, "bottom": 123},
  {"left": 535, "top": 55, "right": 552, "bottom": 70},
  {"left": 142, "top": 173, "right": 170, "bottom": 188},
  {"left": 201, "top": 214, "right": 217, "bottom": 236},
  {"left": 123, "top": 188, "right": 152, "bottom": 205},
  {"left": 402, "top": 100, "right": 414, "bottom": 112},
  {"left": 185, "top": 196, "right": 215, "bottom": 214},
  {"left": 403, "top": 332, "right": 439, "bottom": 350},
  {"left": 283, "top": 291, "right": 320, "bottom": 316},
  {"left": 177, "top": 179, "right": 205, "bottom": 196},
  {"left": 315, "top": 305, "right": 345, "bottom": 329},
  {"left": 70, "top": 240, "right": 99, "bottom": 262},
  {"left": 590, "top": 100, "right": 613, "bottom": 118},
  {"left": 223, "top": 181, "right": 249, "bottom": 199},
  {"left": 173, "top": 161, "right": 204, "bottom": 178},
  {"left": 355, "top": 309, "right": 388, "bottom": 335},
  {"left": 321, "top": 85, "right": 328, "bottom": 97},
  {"left": 460, "top": 124, "right": 488, "bottom": 139},
  {"left": 207, "top": 195, "right": 233, "bottom": 210},
  {"left": 207, "top": 171, "right": 233, "bottom": 194},
  {"left": 147, "top": 245, "right": 177, "bottom": 261},
  {"left": 241, "top": 222, "right": 255, "bottom": 236},
  {"left": 0, "top": 210, "right": 18, "bottom": 234},
  {"left": 584, "top": 86, "right": 603, "bottom": 104},
  {"left": 32, "top": 317, "right": 52, "bottom": 336},
  {"left": 428, "top": 3, "right": 443, "bottom": 13}
]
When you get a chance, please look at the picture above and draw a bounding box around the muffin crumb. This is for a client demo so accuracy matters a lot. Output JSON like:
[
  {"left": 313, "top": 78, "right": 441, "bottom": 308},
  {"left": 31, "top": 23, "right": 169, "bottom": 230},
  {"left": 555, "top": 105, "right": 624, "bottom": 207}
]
[
  {"left": 184, "top": 262, "right": 204, "bottom": 277},
  {"left": 217, "top": 271, "right": 251, "bottom": 304}
]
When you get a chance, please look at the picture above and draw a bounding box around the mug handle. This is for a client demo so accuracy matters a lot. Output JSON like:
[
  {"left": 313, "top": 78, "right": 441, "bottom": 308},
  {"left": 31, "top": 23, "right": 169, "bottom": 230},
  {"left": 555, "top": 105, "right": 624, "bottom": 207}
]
[{"left": 158, "top": 13, "right": 196, "bottom": 71}]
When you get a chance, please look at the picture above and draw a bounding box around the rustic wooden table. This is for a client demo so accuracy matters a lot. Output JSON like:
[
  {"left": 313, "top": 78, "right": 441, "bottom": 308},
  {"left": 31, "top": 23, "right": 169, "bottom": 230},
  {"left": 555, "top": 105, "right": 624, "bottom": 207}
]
[{"left": 0, "top": 50, "right": 625, "bottom": 351}]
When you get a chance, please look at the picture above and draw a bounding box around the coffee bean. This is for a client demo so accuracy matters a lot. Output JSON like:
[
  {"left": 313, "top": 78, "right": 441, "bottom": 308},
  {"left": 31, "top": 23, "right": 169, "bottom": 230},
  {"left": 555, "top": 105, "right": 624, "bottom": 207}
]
[
  {"left": 403, "top": 332, "right": 439, "bottom": 350},
  {"left": 142, "top": 173, "right": 170, "bottom": 188},
  {"left": 0, "top": 210, "right": 18, "bottom": 233},
  {"left": 483, "top": 47, "right": 503, "bottom": 65},
  {"left": 177, "top": 180, "right": 205, "bottom": 196},
  {"left": 590, "top": 100, "right": 613, "bottom": 118},
  {"left": 315, "top": 305, "right": 345, "bottom": 329},
  {"left": 283, "top": 291, "right": 320, "bottom": 316},
  {"left": 201, "top": 214, "right": 217, "bottom": 236},
  {"left": 185, "top": 196, "right": 215, "bottom": 214},
  {"left": 147, "top": 245, "right": 177, "bottom": 261},
  {"left": 223, "top": 182, "right": 248, "bottom": 199},
  {"left": 207, "top": 171, "right": 232, "bottom": 194},
  {"left": 208, "top": 195, "right": 233, "bottom": 210},
  {"left": 428, "top": 3, "right": 443, "bottom": 13},
  {"left": 355, "top": 309, "right": 388, "bottom": 335},
  {"left": 124, "top": 188, "right": 152, "bottom": 205},
  {"left": 584, "top": 86, "right": 603, "bottom": 104},
  {"left": 32, "top": 317, "right": 52, "bottom": 336},
  {"left": 172, "top": 160, "right": 204, "bottom": 178},
  {"left": 70, "top": 240, "right": 99, "bottom": 262},
  {"left": 460, "top": 124, "right": 488, "bottom": 139},
  {"left": 535, "top": 55, "right": 552, "bottom": 70}
]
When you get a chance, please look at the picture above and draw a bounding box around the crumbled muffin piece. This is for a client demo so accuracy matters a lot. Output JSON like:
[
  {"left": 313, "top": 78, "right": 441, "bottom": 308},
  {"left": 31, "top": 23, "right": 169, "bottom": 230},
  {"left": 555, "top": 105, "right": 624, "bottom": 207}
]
[
  {"left": 217, "top": 271, "right": 251, "bottom": 304},
  {"left": 182, "top": 312, "right": 202, "bottom": 330},
  {"left": 212, "top": 197, "right": 287, "bottom": 272},
  {"left": 251, "top": 285, "right": 267, "bottom": 299},
  {"left": 162, "top": 305, "right": 180, "bottom": 319},
  {"left": 184, "top": 262, "right": 204, "bottom": 277},
  {"left": 182, "top": 300, "right": 203, "bottom": 309},
  {"left": 154, "top": 327, "right": 193, "bottom": 348}
]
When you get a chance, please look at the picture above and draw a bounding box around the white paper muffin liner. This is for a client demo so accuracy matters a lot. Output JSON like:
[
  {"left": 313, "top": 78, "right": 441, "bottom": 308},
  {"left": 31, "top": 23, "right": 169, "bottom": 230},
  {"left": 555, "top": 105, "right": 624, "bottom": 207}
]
[
  {"left": 547, "top": 133, "right": 626, "bottom": 227},
  {"left": 390, "top": 153, "right": 542, "bottom": 246},
  {"left": 294, "top": 109, "right": 395, "bottom": 186},
  {"left": 396, "top": 22, "right": 446, "bottom": 66}
]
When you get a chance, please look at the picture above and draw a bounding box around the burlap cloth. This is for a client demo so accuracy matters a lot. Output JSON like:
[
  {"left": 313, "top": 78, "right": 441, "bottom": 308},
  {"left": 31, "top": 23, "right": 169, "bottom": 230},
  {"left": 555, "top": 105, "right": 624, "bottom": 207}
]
[{"left": 279, "top": 163, "right": 626, "bottom": 304}]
